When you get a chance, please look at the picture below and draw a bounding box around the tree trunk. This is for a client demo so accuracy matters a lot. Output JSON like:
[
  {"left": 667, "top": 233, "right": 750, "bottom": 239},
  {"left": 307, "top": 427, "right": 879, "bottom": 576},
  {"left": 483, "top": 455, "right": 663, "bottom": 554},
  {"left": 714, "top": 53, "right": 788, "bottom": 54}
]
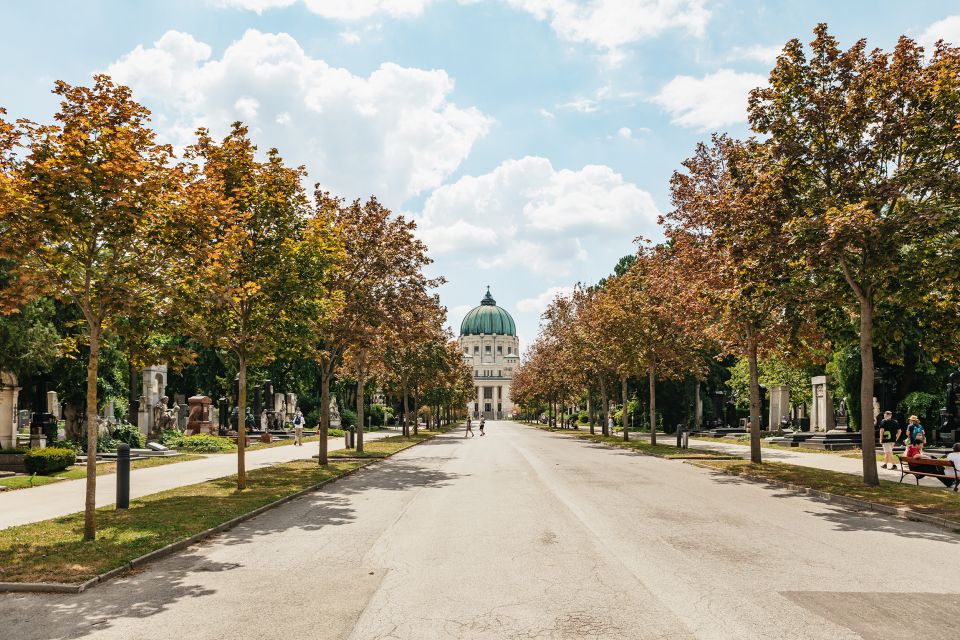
[
  {"left": 402, "top": 384, "right": 409, "bottom": 438},
  {"left": 318, "top": 360, "right": 330, "bottom": 465},
  {"left": 587, "top": 394, "right": 594, "bottom": 435},
  {"left": 621, "top": 375, "right": 629, "bottom": 442},
  {"left": 83, "top": 326, "right": 101, "bottom": 541},
  {"left": 356, "top": 369, "right": 365, "bottom": 453},
  {"left": 412, "top": 391, "right": 419, "bottom": 435},
  {"left": 694, "top": 379, "right": 702, "bottom": 430},
  {"left": 237, "top": 354, "right": 247, "bottom": 489},
  {"left": 600, "top": 378, "right": 609, "bottom": 437},
  {"left": 648, "top": 364, "right": 657, "bottom": 447},
  {"left": 747, "top": 332, "right": 762, "bottom": 464},
  {"left": 859, "top": 298, "right": 879, "bottom": 486}
]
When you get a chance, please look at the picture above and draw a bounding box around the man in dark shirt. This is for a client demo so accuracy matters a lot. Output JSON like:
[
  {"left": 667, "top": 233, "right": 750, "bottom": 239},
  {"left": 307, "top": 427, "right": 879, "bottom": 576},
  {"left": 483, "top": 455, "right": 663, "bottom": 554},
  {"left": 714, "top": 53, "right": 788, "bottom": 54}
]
[{"left": 879, "top": 411, "right": 900, "bottom": 469}]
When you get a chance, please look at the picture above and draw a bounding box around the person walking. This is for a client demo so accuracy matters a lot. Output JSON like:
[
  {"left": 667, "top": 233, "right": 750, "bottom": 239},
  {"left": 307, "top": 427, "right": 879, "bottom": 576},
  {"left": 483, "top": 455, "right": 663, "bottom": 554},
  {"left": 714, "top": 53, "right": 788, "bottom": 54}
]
[
  {"left": 879, "top": 411, "right": 899, "bottom": 469},
  {"left": 293, "top": 410, "right": 304, "bottom": 446},
  {"left": 479, "top": 416, "right": 486, "bottom": 436},
  {"left": 465, "top": 417, "right": 474, "bottom": 438},
  {"left": 607, "top": 415, "right": 614, "bottom": 435}
]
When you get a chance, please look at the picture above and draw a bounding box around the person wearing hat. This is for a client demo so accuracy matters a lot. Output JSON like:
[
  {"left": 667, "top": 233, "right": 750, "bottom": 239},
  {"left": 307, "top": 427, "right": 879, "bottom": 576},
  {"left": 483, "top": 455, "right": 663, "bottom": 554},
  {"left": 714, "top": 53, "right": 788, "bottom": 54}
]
[{"left": 879, "top": 411, "right": 899, "bottom": 470}]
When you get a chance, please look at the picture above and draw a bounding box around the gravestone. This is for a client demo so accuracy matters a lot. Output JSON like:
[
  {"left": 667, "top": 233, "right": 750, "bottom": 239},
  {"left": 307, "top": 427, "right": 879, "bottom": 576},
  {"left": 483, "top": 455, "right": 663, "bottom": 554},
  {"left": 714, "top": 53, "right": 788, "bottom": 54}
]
[
  {"left": 186, "top": 395, "right": 215, "bottom": 435},
  {"left": 0, "top": 372, "right": 20, "bottom": 450},
  {"left": 810, "top": 376, "right": 835, "bottom": 432},
  {"left": 138, "top": 364, "right": 168, "bottom": 435},
  {"left": 46, "top": 391, "right": 60, "bottom": 419},
  {"left": 769, "top": 385, "right": 790, "bottom": 429}
]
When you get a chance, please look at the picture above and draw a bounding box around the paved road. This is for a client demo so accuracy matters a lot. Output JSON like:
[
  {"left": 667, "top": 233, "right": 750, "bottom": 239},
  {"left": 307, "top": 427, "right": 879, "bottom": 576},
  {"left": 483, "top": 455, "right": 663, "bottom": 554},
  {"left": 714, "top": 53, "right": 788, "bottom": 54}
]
[
  {"left": 0, "top": 432, "right": 392, "bottom": 529},
  {"left": 2, "top": 421, "right": 959, "bottom": 639}
]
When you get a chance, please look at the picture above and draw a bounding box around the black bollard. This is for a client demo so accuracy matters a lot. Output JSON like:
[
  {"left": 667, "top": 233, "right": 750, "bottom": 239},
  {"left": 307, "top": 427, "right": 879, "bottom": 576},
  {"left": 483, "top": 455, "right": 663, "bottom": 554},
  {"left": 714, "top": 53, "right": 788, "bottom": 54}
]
[{"left": 116, "top": 443, "right": 130, "bottom": 509}]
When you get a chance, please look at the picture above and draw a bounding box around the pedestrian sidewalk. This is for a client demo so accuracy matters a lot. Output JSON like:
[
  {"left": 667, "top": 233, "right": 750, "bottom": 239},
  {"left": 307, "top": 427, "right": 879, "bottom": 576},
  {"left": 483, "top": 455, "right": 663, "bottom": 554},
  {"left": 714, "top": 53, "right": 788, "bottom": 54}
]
[
  {"left": 0, "top": 431, "right": 393, "bottom": 530},
  {"left": 676, "top": 436, "right": 956, "bottom": 488}
]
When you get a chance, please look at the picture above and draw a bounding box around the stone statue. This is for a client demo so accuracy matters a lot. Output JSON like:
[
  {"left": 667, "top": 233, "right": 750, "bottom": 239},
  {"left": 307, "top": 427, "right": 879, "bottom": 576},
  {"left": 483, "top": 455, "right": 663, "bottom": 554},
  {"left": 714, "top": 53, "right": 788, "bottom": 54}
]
[
  {"left": 329, "top": 396, "right": 342, "bottom": 428},
  {"left": 153, "top": 396, "right": 179, "bottom": 435}
]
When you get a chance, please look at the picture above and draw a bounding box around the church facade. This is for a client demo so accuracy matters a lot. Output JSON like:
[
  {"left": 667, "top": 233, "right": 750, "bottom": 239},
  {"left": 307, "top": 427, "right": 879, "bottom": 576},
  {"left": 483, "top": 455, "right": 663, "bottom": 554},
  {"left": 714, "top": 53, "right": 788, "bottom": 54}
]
[{"left": 459, "top": 288, "right": 519, "bottom": 419}]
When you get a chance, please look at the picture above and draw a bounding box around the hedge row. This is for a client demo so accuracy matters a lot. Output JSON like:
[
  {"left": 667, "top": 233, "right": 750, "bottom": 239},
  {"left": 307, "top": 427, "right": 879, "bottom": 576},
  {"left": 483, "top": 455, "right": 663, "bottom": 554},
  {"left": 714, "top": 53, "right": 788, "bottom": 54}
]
[{"left": 24, "top": 447, "right": 76, "bottom": 475}]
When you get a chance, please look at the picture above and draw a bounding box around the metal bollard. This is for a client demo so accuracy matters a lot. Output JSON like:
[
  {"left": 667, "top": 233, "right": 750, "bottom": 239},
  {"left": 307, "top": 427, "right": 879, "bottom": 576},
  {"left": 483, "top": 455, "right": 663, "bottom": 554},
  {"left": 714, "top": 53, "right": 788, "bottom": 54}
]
[
  {"left": 116, "top": 443, "right": 130, "bottom": 509},
  {"left": 682, "top": 431, "right": 689, "bottom": 449},
  {"left": 676, "top": 429, "right": 682, "bottom": 448}
]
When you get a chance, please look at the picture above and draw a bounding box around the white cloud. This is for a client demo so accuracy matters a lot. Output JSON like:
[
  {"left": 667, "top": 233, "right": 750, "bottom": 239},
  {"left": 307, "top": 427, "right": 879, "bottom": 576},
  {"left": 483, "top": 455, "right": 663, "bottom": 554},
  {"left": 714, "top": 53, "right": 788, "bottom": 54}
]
[
  {"left": 919, "top": 15, "right": 960, "bottom": 50},
  {"left": 339, "top": 30, "right": 362, "bottom": 44},
  {"left": 652, "top": 68, "right": 766, "bottom": 130},
  {"left": 413, "top": 156, "right": 659, "bottom": 275},
  {"left": 214, "top": 0, "right": 433, "bottom": 19},
  {"left": 107, "top": 29, "right": 491, "bottom": 204},
  {"left": 617, "top": 126, "right": 631, "bottom": 139},
  {"left": 506, "top": 0, "right": 710, "bottom": 57},
  {"left": 558, "top": 97, "right": 598, "bottom": 113},
  {"left": 538, "top": 107, "right": 556, "bottom": 120},
  {"left": 728, "top": 44, "right": 780, "bottom": 65},
  {"left": 517, "top": 285, "right": 574, "bottom": 313}
]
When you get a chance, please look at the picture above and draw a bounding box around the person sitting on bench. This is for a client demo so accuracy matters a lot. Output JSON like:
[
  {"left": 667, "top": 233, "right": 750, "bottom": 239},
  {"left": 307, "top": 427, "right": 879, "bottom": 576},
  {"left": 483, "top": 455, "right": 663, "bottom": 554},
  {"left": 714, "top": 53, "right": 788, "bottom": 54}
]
[
  {"left": 905, "top": 437, "right": 957, "bottom": 487},
  {"left": 947, "top": 443, "right": 960, "bottom": 488}
]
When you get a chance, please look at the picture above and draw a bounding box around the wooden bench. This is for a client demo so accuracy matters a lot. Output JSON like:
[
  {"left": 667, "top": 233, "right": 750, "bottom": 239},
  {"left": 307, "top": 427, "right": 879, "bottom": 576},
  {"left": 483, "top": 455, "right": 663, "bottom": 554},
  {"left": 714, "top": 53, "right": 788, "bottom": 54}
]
[{"left": 897, "top": 455, "right": 959, "bottom": 491}]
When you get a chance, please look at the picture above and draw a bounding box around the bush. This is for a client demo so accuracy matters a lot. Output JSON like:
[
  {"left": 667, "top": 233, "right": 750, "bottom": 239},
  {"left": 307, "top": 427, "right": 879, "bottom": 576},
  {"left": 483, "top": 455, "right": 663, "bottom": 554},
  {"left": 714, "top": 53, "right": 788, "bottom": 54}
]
[
  {"left": 0, "top": 448, "right": 26, "bottom": 454},
  {"left": 24, "top": 447, "right": 76, "bottom": 475},
  {"left": 340, "top": 408, "right": 357, "bottom": 428},
  {"left": 168, "top": 434, "right": 235, "bottom": 453},
  {"left": 112, "top": 422, "right": 146, "bottom": 449},
  {"left": 158, "top": 429, "right": 181, "bottom": 445},
  {"left": 369, "top": 403, "right": 393, "bottom": 427},
  {"left": 328, "top": 428, "right": 346, "bottom": 437},
  {"left": 578, "top": 410, "right": 589, "bottom": 424}
]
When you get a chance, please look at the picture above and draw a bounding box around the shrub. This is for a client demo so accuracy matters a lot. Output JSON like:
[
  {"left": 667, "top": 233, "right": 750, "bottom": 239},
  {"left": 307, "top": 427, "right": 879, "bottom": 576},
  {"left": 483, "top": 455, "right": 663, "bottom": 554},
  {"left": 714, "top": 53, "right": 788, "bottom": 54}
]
[
  {"left": 24, "top": 447, "right": 76, "bottom": 475},
  {"left": 340, "top": 408, "right": 357, "bottom": 428},
  {"left": 0, "top": 448, "right": 26, "bottom": 454},
  {"left": 112, "top": 422, "right": 146, "bottom": 449},
  {"left": 369, "top": 403, "right": 393, "bottom": 426},
  {"left": 168, "top": 434, "right": 235, "bottom": 453},
  {"left": 328, "top": 428, "right": 346, "bottom": 437},
  {"left": 578, "top": 410, "right": 589, "bottom": 424},
  {"left": 158, "top": 429, "right": 181, "bottom": 445}
]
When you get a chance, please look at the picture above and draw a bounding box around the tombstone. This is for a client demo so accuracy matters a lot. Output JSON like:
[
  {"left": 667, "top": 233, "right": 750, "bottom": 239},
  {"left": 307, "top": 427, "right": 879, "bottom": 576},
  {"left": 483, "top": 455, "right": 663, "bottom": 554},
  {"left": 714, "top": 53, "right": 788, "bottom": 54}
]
[
  {"left": 104, "top": 398, "right": 116, "bottom": 425},
  {"left": 263, "top": 380, "right": 275, "bottom": 411},
  {"left": 218, "top": 397, "right": 229, "bottom": 434},
  {"left": 178, "top": 403, "right": 189, "bottom": 429},
  {"left": 137, "top": 394, "right": 150, "bottom": 435},
  {"left": 835, "top": 398, "right": 849, "bottom": 431},
  {"left": 0, "top": 372, "right": 20, "bottom": 450},
  {"left": 186, "top": 395, "right": 215, "bottom": 435},
  {"left": 139, "top": 364, "right": 168, "bottom": 435},
  {"left": 64, "top": 403, "right": 80, "bottom": 440},
  {"left": 769, "top": 385, "right": 790, "bottom": 430},
  {"left": 46, "top": 391, "right": 60, "bottom": 419},
  {"left": 286, "top": 393, "right": 297, "bottom": 420},
  {"left": 810, "top": 376, "right": 835, "bottom": 432}
]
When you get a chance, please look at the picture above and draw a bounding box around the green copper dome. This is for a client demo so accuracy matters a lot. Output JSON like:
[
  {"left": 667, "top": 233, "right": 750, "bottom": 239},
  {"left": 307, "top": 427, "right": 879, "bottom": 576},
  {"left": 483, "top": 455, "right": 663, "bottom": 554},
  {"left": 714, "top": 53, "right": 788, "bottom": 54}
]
[{"left": 460, "top": 287, "right": 516, "bottom": 336}]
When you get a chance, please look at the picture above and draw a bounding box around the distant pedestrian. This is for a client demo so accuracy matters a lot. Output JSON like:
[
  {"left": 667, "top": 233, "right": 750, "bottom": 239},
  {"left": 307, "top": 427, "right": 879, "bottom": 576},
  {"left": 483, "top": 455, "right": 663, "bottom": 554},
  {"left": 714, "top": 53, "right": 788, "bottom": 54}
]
[
  {"left": 465, "top": 417, "right": 474, "bottom": 438},
  {"left": 907, "top": 415, "right": 925, "bottom": 444},
  {"left": 293, "top": 410, "right": 304, "bottom": 446},
  {"left": 479, "top": 416, "right": 485, "bottom": 436},
  {"left": 879, "top": 411, "right": 898, "bottom": 469},
  {"left": 607, "top": 416, "right": 614, "bottom": 434}
]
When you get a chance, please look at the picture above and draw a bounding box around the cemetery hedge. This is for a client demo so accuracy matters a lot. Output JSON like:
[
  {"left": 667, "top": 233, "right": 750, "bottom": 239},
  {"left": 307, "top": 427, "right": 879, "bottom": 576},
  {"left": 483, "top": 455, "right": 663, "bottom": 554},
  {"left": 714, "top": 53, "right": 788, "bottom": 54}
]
[
  {"left": 23, "top": 447, "right": 76, "bottom": 475},
  {"left": 167, "top": 434, "right": 236, "bottom": 453}
]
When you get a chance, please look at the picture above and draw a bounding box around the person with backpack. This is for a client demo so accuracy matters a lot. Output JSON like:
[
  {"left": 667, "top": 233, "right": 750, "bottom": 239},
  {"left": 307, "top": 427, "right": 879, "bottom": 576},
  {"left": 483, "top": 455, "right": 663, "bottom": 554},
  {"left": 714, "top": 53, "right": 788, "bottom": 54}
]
[
  {"left": 906, "top": 415, "right": 925, "bottom": 445},
  {"left": 879, "top": 411, "right": 899, "bottom": 469},
  {"left": 293, "top": 410, "right": 305, "bottom": 446},
  {"left": 465, "top": 416, "right": 474, "bottom": 438},
  {"left": 479, "top": 416, "right": 485, "bottom": 436}
]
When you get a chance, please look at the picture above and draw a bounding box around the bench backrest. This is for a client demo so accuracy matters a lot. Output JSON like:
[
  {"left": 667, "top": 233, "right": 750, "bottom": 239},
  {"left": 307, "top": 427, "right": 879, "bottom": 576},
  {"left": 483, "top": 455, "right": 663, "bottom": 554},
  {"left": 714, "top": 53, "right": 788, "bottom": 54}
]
[{"left": 900, "top": 456, "right": 956, "bottom": 469}]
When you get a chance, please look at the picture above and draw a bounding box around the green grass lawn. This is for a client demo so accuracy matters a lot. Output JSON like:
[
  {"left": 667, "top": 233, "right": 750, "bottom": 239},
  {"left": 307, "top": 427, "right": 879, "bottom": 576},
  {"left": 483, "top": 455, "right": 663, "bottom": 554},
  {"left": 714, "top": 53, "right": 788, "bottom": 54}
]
[
  {"left": 525, "top": 423, "right": 733, "bottom": 460},
  {"left": 689, "top": 435, "right": 886, "bottom": 461},
  {"left": 329, "top": 432, "right": 438, "bottom": 459},
  {"left": 0, "top": 455, "right": 205, "bottom": 492},
  {"left": 0, "top": 433, "right": 438, "bottom": 584},
  {"left": 695, "top": 460, "right": 960, "bottom": 525}
]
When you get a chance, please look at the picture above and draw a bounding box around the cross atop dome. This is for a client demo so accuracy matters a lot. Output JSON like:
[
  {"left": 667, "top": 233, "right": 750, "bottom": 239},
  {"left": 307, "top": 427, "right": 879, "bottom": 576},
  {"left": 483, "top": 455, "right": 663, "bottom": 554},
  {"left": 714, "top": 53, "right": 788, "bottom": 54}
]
[{"left": 480, "top": 286, "right": 496, "bottom": 306}]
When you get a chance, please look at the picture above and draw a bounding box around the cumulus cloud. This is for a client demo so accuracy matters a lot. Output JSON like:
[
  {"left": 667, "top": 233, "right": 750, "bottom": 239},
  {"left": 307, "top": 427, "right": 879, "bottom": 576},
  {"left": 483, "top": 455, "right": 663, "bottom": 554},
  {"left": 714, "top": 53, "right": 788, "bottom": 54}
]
[
  {"left": 506, "top": 0, "right": 709, "bottom": 57},
  {"left": 413, "top": 156, "right": 659, "bottom": 275},
  {"left": 516, "top": 285, "right": 575, "bottom": 313},
  {"left": 728, "top": 44, "right": 781, "bottom": 65},
  {"left": 919, "top": 15, "right": 960, "bottom": 50},
  {"left": 214, "top": 0, "right": 433, "bottom": 19},
  {"left": 652, "top": 68, "right": 766, "bottom": 130},
  {"left": 107, "top": 29, "right": 491, "bottom": 204}
]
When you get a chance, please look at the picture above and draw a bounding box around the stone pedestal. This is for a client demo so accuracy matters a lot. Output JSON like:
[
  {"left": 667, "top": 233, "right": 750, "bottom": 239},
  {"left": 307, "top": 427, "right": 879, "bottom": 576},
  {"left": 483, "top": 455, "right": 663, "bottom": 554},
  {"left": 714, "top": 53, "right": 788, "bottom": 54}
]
[
  {"left": 0, "top": 373, "right": 20, "bottom": 450},
  {"left": 769, "top": 385, "right": 790, "bottom": 429},
  {"left": 46, "top": 391, "right": 60, "bottom": 419},
  {"left": 810, "top": 376, "right": 835, "bottom": 432},
  {"left": 185, "top": 395, "right": 214, "bottom": 436}
]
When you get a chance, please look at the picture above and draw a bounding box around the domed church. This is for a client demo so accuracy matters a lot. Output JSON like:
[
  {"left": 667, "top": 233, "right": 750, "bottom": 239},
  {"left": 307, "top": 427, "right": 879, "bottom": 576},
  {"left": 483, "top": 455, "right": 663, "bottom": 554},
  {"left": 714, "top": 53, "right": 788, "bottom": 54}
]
[{"left": 459, "top": 287, "right": 519, "bottom": 419}]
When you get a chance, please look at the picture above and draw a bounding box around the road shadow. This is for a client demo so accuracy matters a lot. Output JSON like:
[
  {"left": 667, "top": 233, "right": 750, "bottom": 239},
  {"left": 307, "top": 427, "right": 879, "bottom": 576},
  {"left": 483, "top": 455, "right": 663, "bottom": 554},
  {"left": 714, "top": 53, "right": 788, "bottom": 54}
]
[
  {"left": 702, "top": 470, "right": 960, "bottom": 543},
  {"left": 0, "top": 434, "right": 465, "bottom": 639}
]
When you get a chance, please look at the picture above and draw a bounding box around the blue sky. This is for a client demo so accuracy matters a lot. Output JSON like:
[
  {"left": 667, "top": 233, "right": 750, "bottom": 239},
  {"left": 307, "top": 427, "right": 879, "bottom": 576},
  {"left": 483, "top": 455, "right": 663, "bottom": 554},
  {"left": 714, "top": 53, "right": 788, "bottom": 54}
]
[{"left": 2, "top": 1, "right": 958, "bottom": 348}]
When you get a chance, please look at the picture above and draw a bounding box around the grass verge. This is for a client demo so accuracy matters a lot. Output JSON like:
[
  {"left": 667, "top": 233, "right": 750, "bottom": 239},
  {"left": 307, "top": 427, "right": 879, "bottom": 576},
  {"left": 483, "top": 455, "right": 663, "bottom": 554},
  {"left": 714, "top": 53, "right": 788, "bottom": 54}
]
[
  {"left": 329, "top": 432, "right": 437, "bottom": 459},
  {"left": 0, "top": 434, "right": 438, "bottom": 585},
  {"left": 525, "top": 423, "right": 733, "bottom": 460},
  {"left": 0, "top": 455, "right": 205, "bottom": 492},
  {"left": 695, "top": 460, "right": 960, "bottom": 524}
]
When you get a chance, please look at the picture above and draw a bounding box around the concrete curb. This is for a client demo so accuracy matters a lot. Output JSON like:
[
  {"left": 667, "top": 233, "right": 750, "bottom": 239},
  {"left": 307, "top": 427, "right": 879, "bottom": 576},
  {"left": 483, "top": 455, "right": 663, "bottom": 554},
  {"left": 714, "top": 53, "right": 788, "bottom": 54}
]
[
  {"left": 686, "top": 461, "right": 960, "bottom": 536},
  {"left": 0, "top": 435, "right": 443, "bottom": 594}
]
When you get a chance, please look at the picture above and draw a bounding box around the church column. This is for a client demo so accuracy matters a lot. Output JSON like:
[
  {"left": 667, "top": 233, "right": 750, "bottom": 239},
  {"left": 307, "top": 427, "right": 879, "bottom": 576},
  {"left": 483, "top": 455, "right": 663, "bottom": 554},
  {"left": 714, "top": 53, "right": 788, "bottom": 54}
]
[{"left": 477, "top": 385, "right": 482, "bottom": 418}]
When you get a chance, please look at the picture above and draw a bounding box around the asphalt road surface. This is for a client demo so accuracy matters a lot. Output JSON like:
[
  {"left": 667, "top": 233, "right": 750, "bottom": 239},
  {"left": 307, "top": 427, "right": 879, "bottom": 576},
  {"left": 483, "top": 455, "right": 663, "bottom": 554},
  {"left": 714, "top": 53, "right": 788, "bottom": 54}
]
[{"left": 3, "top": 421, "right": 959, "bottom": 639}]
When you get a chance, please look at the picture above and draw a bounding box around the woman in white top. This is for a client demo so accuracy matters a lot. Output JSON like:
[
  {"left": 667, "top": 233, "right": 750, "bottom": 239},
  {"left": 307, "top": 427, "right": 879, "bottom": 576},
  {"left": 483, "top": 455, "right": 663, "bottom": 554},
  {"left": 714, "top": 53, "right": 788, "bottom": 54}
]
[{"left": 947, "top": 443, "right": 960, "bottom": 488}]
